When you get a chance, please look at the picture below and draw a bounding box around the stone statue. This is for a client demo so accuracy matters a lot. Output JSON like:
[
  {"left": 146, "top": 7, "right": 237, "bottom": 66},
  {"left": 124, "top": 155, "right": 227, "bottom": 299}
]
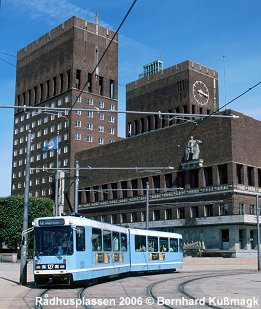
[{"left": 184, "top": 136, "right": 202, "bottom": 161}]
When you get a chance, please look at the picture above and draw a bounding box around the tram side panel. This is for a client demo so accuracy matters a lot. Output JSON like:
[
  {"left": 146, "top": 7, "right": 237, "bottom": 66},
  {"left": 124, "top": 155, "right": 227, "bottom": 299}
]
[{"left": 129, "top": 229, "right": 183, "bottom": 273}]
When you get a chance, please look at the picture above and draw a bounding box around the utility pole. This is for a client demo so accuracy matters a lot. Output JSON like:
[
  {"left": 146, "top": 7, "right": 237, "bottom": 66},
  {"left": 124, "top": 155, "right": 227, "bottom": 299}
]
[
  {"left": 20, "top": 130, "right": 31, "bottom": 285},
  {"left": 146, "top": 182, "right": 149, "bottom": 229},
  {"left": 256, "top": 194, "right": 261, "bottom": 271},
  {"left": 54, "top": 132, "right": 59, "bottom": 216},
  {"left": 74, "top": 161, "right": 79, "bottom": 213}
]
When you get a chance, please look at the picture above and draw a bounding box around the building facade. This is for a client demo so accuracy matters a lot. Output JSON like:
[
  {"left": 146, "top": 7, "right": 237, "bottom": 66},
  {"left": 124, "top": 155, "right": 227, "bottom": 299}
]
[
  {"left": 76, "top": 61, "right": 261, "bottom": 257},
  {"left": 11, "top": 16, "right": 119, "bottom": 209}
]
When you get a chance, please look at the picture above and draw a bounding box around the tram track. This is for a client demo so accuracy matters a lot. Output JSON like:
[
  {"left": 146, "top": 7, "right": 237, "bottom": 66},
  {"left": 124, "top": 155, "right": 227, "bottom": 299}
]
[{"left": 147, "top": 270, "right": 254, "bottom": 309}]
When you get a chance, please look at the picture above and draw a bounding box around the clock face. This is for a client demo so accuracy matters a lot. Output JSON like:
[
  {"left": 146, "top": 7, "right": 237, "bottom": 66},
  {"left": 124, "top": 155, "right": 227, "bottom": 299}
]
[{"left": 193, "top": 81, "right": 209, "bottom": 105}]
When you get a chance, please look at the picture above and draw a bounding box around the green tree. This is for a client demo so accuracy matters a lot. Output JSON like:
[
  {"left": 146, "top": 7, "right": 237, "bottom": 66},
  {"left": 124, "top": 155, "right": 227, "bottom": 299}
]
[{"left": 0, "top": 195, "right": 53, "bottom": 248}]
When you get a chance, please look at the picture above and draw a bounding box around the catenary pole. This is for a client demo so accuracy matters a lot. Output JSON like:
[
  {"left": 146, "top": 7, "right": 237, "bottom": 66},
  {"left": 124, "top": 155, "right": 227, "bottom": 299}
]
[
  {"left": 74, "top": 161, "right": 79, "bottom": 213},
  {"left": 55, "top": 132, "right": 59, "bottom": 216},
  {"left": 256, "top": 194, "right": 261, "bottom": 271},
  {"left": 20, "top": 130, "right": 31, "bottom": 285},
  {"left": 146, "top": 182, "right": 149, "bottom": 229}
]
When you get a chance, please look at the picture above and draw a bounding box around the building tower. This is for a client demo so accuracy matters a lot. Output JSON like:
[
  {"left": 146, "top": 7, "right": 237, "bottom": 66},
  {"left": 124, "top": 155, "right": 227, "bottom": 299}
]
[
  {"left": 126, "top": 60, "right": 218, "bottom": 136},
  {"left": 11, "top": 16, "right": 118, "bottom": 207}
]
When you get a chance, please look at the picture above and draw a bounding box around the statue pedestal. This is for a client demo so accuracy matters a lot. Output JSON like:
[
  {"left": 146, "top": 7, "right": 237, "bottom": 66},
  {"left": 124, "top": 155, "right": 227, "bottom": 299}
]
[{"left": 181, "top": 159, "right": 204, "bottom": 170}]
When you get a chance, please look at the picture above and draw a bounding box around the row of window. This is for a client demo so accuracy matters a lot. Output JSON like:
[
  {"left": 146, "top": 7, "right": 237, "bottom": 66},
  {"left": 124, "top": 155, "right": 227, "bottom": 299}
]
[
  {"left": 13, "top": 157, "right": 68, "bottom": 169},
  {"left": 236, "top": 164, "right": 261, "bottom": 187},
  {"left": 74, "top": 133, "right": 114, "bottom": 144},
  {"left": 134, "top": 235, "right": 180, "bottom": 253},
  {"left": 16, "top": 71, "right": 72, "bottom": 106},
  {"left": 77, "top": 96, "right": 116, "bottom": 111},
  {"left": 92, "top": 228, "right": 127, "bottom": 252},
  {"left": 14, "top": 118, "right": 68, "bottom": 136},
  {"left": 74, "top": 110, "right": 115, "bottom": 118},
  {"left": 74, "top": 121, "right": 115, "bottom": 134},
  {"left": 94, "top": 203, "right": 261, "bottom": 226},
  {"left": 14, "top": 96, "right": 70, "bottom": 121},
  {"left": 127, "top": 105, "right": 211, "bottom": 137}
]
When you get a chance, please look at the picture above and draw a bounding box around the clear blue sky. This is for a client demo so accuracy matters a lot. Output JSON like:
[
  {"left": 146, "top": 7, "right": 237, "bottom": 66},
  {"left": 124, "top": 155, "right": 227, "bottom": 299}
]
[{"left": 1, "top": 0, "right": 261, "bottom": 196}]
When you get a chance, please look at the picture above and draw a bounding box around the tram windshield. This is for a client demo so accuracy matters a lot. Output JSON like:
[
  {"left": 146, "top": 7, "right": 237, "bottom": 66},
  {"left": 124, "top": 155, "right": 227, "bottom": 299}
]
[{"left": 34, "top": 226, "right": 73, "bottom": 256}]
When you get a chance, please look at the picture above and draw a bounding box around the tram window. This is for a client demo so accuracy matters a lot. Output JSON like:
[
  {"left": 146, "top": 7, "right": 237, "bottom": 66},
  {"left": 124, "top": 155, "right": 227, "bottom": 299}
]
[
  {"left": 148, "top": 236, "right": 158, "bottom": 252},
  {"left": 34, "top": 226, "right": 73, "bottom": 256},
  {"left": 121, "top": 233, "right": 127, "bottom": 251},
  {"left": 103, "top": 230, "right": 112, "bottom": 251},
  {"left": 112, "top": 232, "right": 120, "bottom": 251},
  {"left": 159, "top": 237, "right": 169, "bottom": 252},
  {"left": 92, "top": 228, "right": 102, "bottom": 251},
  {"left": 170, "top": 238, "right": 178, "bottom": 252},
  {"left": 135, "top": 235, "right": 146, "bottom": 251},
  {"left": 76, "top": 226, "right": 85, "bottom": 251}
]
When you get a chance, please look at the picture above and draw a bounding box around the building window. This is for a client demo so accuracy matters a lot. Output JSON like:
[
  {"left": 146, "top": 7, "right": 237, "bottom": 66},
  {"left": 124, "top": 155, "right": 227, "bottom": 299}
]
[
  {"left": 205, "top": 205, "right": 213, "bottom": 216},
  {"left": 120, "top": 213, "right": 127, "bottom": 223},
  {"left": 76, "top": 95, "right": 82, "bottom": 102},
  {"left": 86, "top": 135, "right": 93, "bottom": 142},
  {"left": 75, "top": 120, "right": 81, "bottom": 127},
  {"left": 59, "top": 73, "right": 64, "bottom": 93},
  {"left": 249, "top": 204, "right": 255, "bottom": 215},
  {"left": 204, "top": 166, "right": 213, "bottom": 186},
  {"left": 191, "top": 206, "right": 198, "bottom": 218},
  {"left": 152, "top": 210, "right": 160, "bottom": 221},
  {"left": 238, "top": 203, "right": 244, "bottom": 214},
  {"left": 98, "top": 101, "right": 104, "bottom": 108},
  {"left": 165, "top": 209, "right": 172, "bottom": 220},
  {"left": 236, "top": 164, "right": 244, "bottom": 184},
  {"left": 177, "top": 207, "right": 185, "bottom": 219},
  {"left": 258, "top": 169, "right": 261, "bottom": 188},
  {"left": 221, "top": 229, "right": 229, "bottom": 242},
  {"left": 109, "top": 128, "right": 115, "bottom": 135},
  {"left": 87, "top": 111, "right": 93, "bottom": 118},
  {"left": 87, "top": 98, "right": 93, "bottom": 105},
  {"left": 76, "top": 69, "right": 81, "bottom": 89},
  {"left": 98, "top": 137, "right": 104, "bottom": 145},
  {"left": 131, "top": 212, "right": 137, "bottom": 222},
  {"left": 99, "top": 76, "right": 104, "bottom": 95},
  {"left": 63, "top": 159, "right": 68, "bottom": 166},
  {"left": 218, "top": 164, "right": 228, "bottom": 185},
  {"left": 87, "top": 123, "right": 93, "bottom": 130},
  {"left": 98, "top": 125, "right": 104, "bottom": 132},
  {"left": 109, "top": 104, "right": 115, "bottom": 111},
  {"left": 109, "top": 116, "right": 115, "bottom": 123},
  {"left": 109, "top": 80, "right": 115, "bottom": 99},
  {"left": 247, "top": 166, "right": 255, "bottom": 186},
  {"left": 219, "top": 203, "right": 229, "bottom": 215},
  {"left": 75, "top": 110, "right": 81, "bottom": 115},
  {"left": 87, "top": 73, "right": 92, "bottom": 92},
  {"left": 64, "top": 146, "right": 68, "bottom": 153},
  {"left": 75, "top": 133, "right": 81, "bottom": 140},
  {"left": 98, "top": 113, "right": 104, "bottom": 120}
]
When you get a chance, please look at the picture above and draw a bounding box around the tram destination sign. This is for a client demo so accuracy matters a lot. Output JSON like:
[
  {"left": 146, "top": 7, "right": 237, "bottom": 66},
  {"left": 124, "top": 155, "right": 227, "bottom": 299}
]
[{"left": 38, "top": 218, "right": 65, "bottom": 226}]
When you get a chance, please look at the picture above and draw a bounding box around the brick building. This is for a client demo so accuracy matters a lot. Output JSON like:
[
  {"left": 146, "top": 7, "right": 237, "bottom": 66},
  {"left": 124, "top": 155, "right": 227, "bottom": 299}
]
[
  {"left": 77, "top": 60, "right": 261, "bottom": 257},
  {"left": 11, "top": 16, "right": 119, "bottom": 210}
]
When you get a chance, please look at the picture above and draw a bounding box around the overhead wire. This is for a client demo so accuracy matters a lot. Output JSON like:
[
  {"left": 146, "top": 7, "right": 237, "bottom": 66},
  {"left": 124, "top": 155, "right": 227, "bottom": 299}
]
[
  {"left": 165, "top": 79, "right": 261, "bottom": 167},
  {"left": 69, "top": 0, "right": 138, "bottom": 115}
]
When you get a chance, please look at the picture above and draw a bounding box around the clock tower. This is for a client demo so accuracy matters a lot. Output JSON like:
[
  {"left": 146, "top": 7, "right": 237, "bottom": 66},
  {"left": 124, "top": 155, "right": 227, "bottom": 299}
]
[{"left": 126, "top": 60, "right": 218, "bottom": 136}]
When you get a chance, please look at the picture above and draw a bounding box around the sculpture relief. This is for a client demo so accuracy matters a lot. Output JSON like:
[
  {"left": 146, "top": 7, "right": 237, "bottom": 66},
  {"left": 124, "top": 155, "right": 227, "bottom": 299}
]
[{"left": 184, "top": 136, "right": 202, "bottom": 161}]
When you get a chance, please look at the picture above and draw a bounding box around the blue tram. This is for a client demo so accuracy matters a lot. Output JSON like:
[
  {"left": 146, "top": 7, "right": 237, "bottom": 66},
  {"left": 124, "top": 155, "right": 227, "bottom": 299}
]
[{"left": 33, "top": 216, "right": 183, "bottom": 285}]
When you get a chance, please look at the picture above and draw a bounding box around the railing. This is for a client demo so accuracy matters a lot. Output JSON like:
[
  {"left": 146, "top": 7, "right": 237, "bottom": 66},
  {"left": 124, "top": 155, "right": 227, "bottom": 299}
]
[{"left": 79, "top": 183, "right": 238, "bottom": 209}]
